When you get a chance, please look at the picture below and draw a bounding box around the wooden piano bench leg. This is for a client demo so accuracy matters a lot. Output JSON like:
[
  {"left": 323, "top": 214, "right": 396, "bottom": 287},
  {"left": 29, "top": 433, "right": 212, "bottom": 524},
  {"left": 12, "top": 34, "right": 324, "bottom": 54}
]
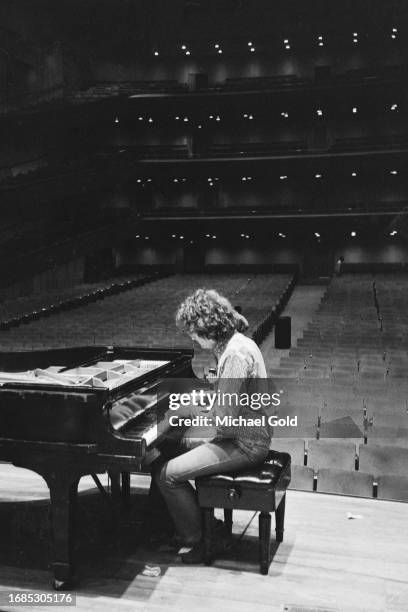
[
  {"left": 223, "top": 508, "right": 233, "bottom": 536},
  {"left": 259, "top": 511, "right": 271, "bottom": 575},
  {"left": 203, "top": 507, "right": 214, "bottom": 565},
  {"left": 275, "top": 493, "right": 286, "bottom": 543}
]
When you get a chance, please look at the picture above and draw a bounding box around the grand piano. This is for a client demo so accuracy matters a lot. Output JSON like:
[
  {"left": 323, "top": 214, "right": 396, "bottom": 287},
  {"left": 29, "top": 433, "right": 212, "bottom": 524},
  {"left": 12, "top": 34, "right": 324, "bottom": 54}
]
[{"left": 0, "top": 345, "right": 199, "bottom": 589}]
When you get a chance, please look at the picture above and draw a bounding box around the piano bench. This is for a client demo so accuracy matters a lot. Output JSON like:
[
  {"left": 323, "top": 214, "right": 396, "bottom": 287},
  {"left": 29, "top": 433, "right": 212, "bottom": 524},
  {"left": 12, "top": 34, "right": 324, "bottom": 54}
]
[{"left": 195, "top": 450, "right": 291, "bottom": 574}]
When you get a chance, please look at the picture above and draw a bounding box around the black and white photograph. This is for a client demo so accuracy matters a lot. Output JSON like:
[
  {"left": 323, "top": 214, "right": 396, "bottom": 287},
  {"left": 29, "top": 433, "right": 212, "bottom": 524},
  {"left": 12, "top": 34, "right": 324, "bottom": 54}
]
[{"left": 0, "top": 1, "right": 407, "bottom": 611}]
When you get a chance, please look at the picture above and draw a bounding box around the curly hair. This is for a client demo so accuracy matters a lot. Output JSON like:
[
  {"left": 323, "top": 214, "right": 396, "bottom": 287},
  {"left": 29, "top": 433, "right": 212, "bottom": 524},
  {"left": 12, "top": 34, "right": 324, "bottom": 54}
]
[{"left": 176, "top": 289, "right": 240, "bottom": 341}]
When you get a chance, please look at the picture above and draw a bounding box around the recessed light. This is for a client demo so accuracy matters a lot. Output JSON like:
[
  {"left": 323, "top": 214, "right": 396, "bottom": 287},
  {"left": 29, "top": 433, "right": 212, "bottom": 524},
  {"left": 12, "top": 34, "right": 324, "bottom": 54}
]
[
  {"left": 351, "top": 231, "right": 356, "bottom": 237},
  {"left": 248, "top": 41, "right": 253, "bottom": 46},
  {"left": 138, "top": 116, "right": 143, "bottom": 120},
  {"left": 314, "top": 232, "right": 320, "bottom": 238},
  {"left": 181, "top": 45, "right": 186, "bottom": 50},
  {"left": 317, "top": 109, "right": 323, "bottom": 116},
  {"left": 280, "top": 175, "right": 288, "bottom": 180},
  {"left": 285, "top": 44, "right": 290, "bottom": 50},
  {"left": 186, "top": 50, "right": 191, "bottom": 55},
  {"left": 284, "top": 39, "right": 289, "bottom": 44},
  {"left": 390, "top": 170, "right": 398, "bottom": 175},
  {"left": 352, "top": 107, "right": 358, "bottom": 113},
  {"left": 214, "top": 44, "right": 220, "bottom": 49},
  {"left": 154, "top": 51, "right": 159, "bottom": 56},
  {"left": 218, "top": 49, "right": 223, "bottom": 54},
  {"left": 391, "top": 104, "right": 398, "bottom": 111},
  {"left": 352, "top": 172, "right": 357, "bottom": 177},
  {"left": 315, "top": 173, "right": 322, "bottom": 178},
  {"left": 250, "top": 47, "right": 255, "bottom": 52},
  {"left": 318, "top": 36, "right": 323, "bottom": 40}
]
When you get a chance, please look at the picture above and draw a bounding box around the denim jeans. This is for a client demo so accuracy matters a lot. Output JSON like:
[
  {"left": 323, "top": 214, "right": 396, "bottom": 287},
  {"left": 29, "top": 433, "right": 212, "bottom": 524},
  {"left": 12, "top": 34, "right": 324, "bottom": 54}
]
[{"left": 154, "top": 436, "right": 269, "bottom": 545}]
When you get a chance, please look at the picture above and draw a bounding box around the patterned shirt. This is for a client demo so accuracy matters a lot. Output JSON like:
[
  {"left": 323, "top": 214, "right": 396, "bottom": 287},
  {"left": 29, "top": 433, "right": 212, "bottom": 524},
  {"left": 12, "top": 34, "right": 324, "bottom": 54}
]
[{"left": 212, "top": 332, "right": 272, "bottom": 456}]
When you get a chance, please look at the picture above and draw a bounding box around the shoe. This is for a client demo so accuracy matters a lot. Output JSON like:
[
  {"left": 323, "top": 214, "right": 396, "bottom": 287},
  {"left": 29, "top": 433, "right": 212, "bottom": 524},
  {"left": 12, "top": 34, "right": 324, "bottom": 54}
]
[{"left": 180, "top": 523, "right": 232, "bottom": 564}]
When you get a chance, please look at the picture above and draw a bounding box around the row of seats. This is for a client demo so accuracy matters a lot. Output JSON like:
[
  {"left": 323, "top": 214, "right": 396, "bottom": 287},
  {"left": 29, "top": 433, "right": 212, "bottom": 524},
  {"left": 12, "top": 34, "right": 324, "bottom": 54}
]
[
  {"left": 0, "top": 274, "right": 164, "bottom": 331},
  {"left": 270, "top": 439, "right": 408, "bottom": 502},
  {"left": 269, "top": 273, "right": 408, "bottom": 502},
  {"left": 0, "top": 273, "right": 294, "bottom": 376}
]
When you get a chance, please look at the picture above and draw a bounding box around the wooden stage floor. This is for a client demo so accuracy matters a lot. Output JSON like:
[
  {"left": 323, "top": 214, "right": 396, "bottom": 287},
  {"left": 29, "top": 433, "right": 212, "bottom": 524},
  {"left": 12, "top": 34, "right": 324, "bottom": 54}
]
[{"left": 0, "top": 464, "right": 407, "bottom": 612}]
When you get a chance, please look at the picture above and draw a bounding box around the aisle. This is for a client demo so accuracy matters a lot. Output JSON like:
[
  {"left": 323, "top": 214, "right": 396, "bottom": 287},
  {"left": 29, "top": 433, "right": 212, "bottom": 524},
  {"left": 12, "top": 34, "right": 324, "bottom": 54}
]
[{"left": 261, "top": 284, "right": 327, "bottom": 371}]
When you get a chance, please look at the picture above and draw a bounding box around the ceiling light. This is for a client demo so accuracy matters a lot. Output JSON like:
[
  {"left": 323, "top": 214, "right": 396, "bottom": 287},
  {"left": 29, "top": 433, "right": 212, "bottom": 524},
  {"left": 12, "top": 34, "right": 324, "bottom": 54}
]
[
  {"left": 352, "top": 107, "right": 357, "bottom": 113},
  {"left": 248, "top": 41, "right": 253, "bottom": 46},
  {"left": 390, "top": 170, "right": 398, "bottom": 175},
  {"left": 209, "top": 114, "right": 214, "bottom": 119},
  {"left": 135, "top": 235, "right": 140, "bottom": 238},
  {"left": 353, "top": 32, "right": 358, "bottom": 37},
  {"left": 183, "top": 117, "right": 189, "bottom": 122},
  {"left": 154, "top": 51, "right": 159, "bottom": 56},
  {"left": 243, "top": 113, "right": 248, "bottom": 118},
  {"left": 148, "top": 117, "right": 153, "bottom": 123},
  {"left": 250, "top": 47, "right": 255, "bottom": 52},
  {"left": 216, "top": 115, "right": 220, "bottom": 121},
  {"left": 317, "top": 109, "right": 323, "bottom": 116},
  {"left": 314, "top": 232, "right": 320, "bottom": 238},
  {"left": 315, "top": 173, "right": 322, "bottom": 178},
  {"left": 175, "top": 116, "right": 180, "bottom": 120},
  {"left": 351, "top": 231, "right": 356, "bottom": 237},
  {"left": 214, "top": 44, "right": 220, "bottom": 49},
  {"left": 285, "top": 45, "right": 290, "bottom": 50},
  {"left": 248, "top": 114, "right": 254, "bottom": 120},
  {"left": 278, "top": 233, "right": 286, "bottom": 238},
  {"left": 181, "top": 45, "right": 186, "bottom": 50},
  {"left": 136, "top": 179, "right": 142, "bottom": 183},
  {"left": 393, "top": 28, "right": 398, "bottom": 33},
  {"left": 212, "top": 235, "right": 216, "bottom": 239},
  {"left": 114, "top": 117, "right": 119, "bottom": 124},
  {"left": 171, "top": 234, "right": 176, "bottom": 238},
  {"left": 186, "top": 50, "right": 191, "bottom": 55},
  {"left": 145, "top": 236, "right": 149, "bottom": 240},
  {"left": 280, "top": 175, "right": 288, "bottom": 180},
  {"left": 284, "top": 39, "right": 289, "bottom": 44},
  {"left": 138, "top": 116, "right": 143, "bottom": 120},
  {"left": 198, "top": 124, "right": 202, "bottom": 128},
  {"left": 391, "top": 104, "right": 398, "bottom": 111},
  {"left": 218, "top": 49, "right": 223, "bottom": 54},
  {"left": 352, "top": 172, "right": 357, "bottom": 177},
  {"left": 180, "top": 236, "right": 184, "bottom": 239},
  {"left": 391, "top": 34, "right": 396, "bottom": 39},
  {"left": 390, "top": 230, "right": 398, "bottom": 236}
]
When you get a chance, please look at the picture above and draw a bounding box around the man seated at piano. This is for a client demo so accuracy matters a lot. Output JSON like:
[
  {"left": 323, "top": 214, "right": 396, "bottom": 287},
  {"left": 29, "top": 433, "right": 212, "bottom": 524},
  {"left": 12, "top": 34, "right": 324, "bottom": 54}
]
[{"left": 152, "top": 288, "right": 272, "bottom": 563}]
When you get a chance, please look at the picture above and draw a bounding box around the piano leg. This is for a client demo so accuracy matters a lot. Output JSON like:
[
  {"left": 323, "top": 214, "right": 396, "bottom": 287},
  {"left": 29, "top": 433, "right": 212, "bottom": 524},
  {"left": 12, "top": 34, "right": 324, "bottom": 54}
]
[
  {"left": 108, "top": 470, "right": 121, "bottom": 498},
  {"left": 13, "top": 460, "right": 82, "bottom": 590},
  {"left": 46, "top": 470, "right": 80, "bottom": 590},
  {"left": 121, "top": 472, "right": 131, "bottom": 499}
]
